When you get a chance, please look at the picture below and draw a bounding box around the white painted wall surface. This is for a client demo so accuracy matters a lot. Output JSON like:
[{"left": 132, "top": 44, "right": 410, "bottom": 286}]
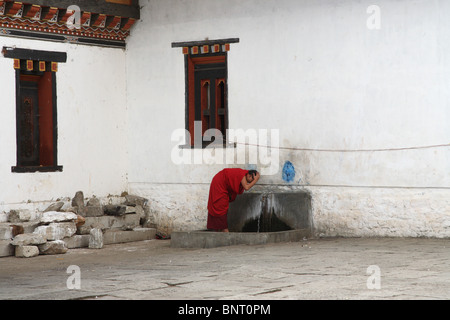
[
  {"left": 126, "top": 0, "right": 449, "bottom": 236},
  {"left": 0, "top": 37, "right": 129, "bottom": 214}
]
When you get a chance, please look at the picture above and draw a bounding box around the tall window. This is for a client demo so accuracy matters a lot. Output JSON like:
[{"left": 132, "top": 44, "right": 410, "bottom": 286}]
[
  {"left": 2, "top": 46, "right": 65, "bottom": 172},
  {"left": 172, "top": 38, "right": 239, "bottom": 147},
  {"left": 188, "top": 54, "right": 227, "bottom": 146}
]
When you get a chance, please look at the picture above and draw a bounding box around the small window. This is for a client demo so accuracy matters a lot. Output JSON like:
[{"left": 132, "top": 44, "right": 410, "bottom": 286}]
[
  {"left": 171, "top": 39, "right": 239, "bottom": 148},
  {"left": 187, "top": 54, "right": 228, "bottom": 147},
  {"left": 2, "top": 47, "right": 65, "bottom": 173},
  {"left": 13, "top": 65, "right": 61, "bottom": 172}
]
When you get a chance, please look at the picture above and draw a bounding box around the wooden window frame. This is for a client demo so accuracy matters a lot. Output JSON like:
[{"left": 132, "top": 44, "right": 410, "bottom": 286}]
[
  {"left": 185, "top": 53, "right": 229, "bottom": 148},
  {"left": 172, "top": 38, "right": 239, "bottom": 149},
  {"left": 2, "top": 47, "right": 65, "bottom": 173},
  {"left": 12, "top": 67, "right": 62, "bottom": 173}
]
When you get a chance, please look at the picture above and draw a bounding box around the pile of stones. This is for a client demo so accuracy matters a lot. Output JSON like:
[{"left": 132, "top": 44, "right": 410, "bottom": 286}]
[
  {"left": 11, "top": 211, "right": 82, "bottom": 257},
  {"left": 1, "top": 191, "right": 154, "bottom": 258}
]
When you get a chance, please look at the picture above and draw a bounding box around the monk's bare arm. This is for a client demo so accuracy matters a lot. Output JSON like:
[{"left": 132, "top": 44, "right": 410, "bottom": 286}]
[{"left": 241, "top": 172, "right": 260, "bottom": 191}]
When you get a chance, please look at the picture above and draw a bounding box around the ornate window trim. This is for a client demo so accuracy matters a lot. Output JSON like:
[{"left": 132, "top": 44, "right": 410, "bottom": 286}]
[
  {"left": 0, "top": 0, "right": 138, "bottom": 48},
  {"left": 3, "top": 46, "right": 66, "bottom": 173}
]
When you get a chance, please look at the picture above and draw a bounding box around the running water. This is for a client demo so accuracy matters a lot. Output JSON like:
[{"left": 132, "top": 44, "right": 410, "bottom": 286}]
[
  {"left": 257, "top": 193, "right": 268, "bottom": 233},
  {"left": 241, "top": 193, "right": 292, "bottom": 233}
]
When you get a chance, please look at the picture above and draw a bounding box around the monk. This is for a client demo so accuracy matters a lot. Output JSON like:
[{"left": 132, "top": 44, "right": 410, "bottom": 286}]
[{"left": 207, "top": 168, "right": 260, "bottom": 232}]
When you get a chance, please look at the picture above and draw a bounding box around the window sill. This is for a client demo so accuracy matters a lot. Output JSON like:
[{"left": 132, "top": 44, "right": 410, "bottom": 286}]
[
  {"left": 179, "top": 142, "right": 237, "bottom": 149},
  {"left": 11, "top": 165, "right": 63, "bottom": 173}
]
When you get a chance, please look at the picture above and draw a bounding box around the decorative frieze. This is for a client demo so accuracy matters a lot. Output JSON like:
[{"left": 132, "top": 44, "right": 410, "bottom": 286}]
[{"left": 0, "top": 0, "right": 137, "bottom": 48}]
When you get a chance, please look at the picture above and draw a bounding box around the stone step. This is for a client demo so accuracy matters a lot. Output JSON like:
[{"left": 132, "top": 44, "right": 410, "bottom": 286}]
[
  {"left": 104, "top": 228, "right": 156, "bottom": 245},
  {"left": 2, "top": 228, "right": 156, "bottom": 257},
  {"left": 64, "top": 228, "right": 156, "bottom": 248},
  {"left": 171, "top": 228, "right": 312, "bottom": 249},
  {"left": 77, "top": 214, "right": 141, "bottom": 234},
  {"left": 64, "top": 234, "right": 90, "bottom": 249},
  {"left": 1, "top": 224, "right": 156, "bottom": 257}
]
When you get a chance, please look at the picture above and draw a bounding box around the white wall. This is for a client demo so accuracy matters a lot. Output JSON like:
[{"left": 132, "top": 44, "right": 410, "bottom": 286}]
[
  {"left": 0, "top": 37, "right": 129, "bottom": 214},
  {"left": 126, "top": 0, "right": 448, "bottom": 236}
]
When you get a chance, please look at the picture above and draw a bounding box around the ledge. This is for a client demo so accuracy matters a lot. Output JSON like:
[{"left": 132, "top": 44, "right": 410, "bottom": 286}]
[
  {"left": 11, "top": 165, "right": 63, "bottom": 173},
  {"left": 171, "top": 38, "right": 240, "bottom": 48},
  {"left": 2, "top": 46, "right": 67, "bottom": 62},
  {"left": 170, "top": 229, "right": 311, "bottom": 249}
]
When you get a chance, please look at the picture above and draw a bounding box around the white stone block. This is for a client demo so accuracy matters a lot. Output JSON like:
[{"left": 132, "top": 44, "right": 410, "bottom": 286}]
[
  {"left": 38, "top": 240, "right": 68, "bottom": 255},
  {"left": 10, "top": 233, "right": 47, "bottom": 246},
  {"left": 89, "top": 228, "right": 103, "bottom": 249},
  {"left": 40, "top": 211, "right": 78, "bottom": 224},
  {"left": 15, "top": 245, "right": 39, "bottom": 258},
  {"left": 64, "top": 234, "right": 90, "bottom": 248},
  {"left": 33, "top": 222, "right": 77, "bottom": 240}
]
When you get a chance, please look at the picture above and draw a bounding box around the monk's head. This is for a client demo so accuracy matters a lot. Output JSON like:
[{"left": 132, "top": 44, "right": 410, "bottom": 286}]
[{"left": 246, "top": 170, "right": 258, "bottom": 183}]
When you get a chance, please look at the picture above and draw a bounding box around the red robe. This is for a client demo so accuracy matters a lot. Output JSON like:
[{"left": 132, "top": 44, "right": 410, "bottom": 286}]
[{"left": 207, "top": 168, "right": 249, "bottom": 217}]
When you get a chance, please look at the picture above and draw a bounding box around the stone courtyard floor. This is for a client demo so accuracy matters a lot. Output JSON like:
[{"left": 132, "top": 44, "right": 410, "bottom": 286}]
[{"left": 0, "top": 237, "right": 448, "bottom": 301}]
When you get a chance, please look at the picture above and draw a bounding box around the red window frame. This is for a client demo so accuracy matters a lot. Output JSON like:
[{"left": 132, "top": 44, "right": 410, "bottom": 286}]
[{"left": 186, "top": 54, "right": 228, "bottom": 147}]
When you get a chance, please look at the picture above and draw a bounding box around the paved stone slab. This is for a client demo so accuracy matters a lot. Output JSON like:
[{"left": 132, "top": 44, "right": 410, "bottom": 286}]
[{"left": 0, "top": 238, "right": 448, "bottom": 300}]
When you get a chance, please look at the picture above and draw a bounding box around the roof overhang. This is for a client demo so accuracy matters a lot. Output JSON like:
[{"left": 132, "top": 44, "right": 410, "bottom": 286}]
[{"left": 0, "top": 0, "right": 140, "bottom": 48}]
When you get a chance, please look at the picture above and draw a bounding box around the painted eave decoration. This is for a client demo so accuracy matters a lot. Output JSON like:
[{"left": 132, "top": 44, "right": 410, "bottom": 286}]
[
  {"left": 172, "top": 38, "right": 240, "bottom": 56},
  {"left": 0, "top": 0, "right": 138, "bottom": 48}
]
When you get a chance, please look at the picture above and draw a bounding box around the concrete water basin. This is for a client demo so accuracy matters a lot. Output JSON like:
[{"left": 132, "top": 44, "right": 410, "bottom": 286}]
[{"left": 171, "top": 191, "right": 312, "bottom": 248}]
